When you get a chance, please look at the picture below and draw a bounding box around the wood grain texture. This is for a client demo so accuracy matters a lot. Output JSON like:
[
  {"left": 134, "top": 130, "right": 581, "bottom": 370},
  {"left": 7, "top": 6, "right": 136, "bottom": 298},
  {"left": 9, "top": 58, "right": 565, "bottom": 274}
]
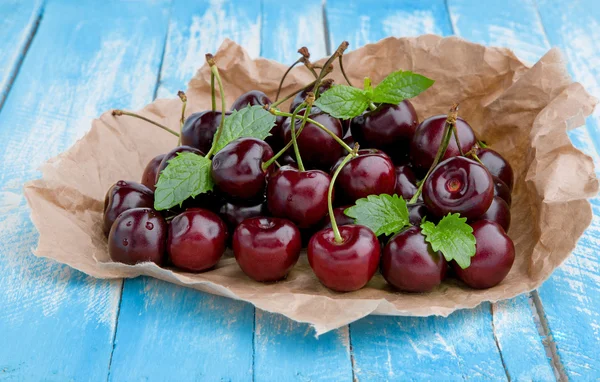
[{"left": 0, "top": 0, "right": 170, "bottom": 379}]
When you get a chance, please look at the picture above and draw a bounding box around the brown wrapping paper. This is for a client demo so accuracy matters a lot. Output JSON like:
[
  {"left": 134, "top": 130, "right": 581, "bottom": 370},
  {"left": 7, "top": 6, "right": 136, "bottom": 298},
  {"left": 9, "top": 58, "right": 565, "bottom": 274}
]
[{"left": 24, "top": 36, "right": 599, "bottom": 335}]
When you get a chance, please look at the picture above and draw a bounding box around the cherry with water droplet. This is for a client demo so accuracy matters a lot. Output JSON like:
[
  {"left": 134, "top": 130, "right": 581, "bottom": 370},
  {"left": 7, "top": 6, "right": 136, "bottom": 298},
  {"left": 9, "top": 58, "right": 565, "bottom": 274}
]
[{"left": 103, "top": 180, "right": 154, "bottom": 235}]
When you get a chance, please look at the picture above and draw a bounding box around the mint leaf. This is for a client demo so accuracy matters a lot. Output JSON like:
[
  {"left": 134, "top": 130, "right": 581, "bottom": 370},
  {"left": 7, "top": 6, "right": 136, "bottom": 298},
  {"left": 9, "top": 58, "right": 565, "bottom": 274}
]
[
  {"left": 344, "top": 194, "right": 410, "bottom": 236},
  {"left": 154, "top": 152, "right": 214, "bottom": 210},
  {"left": 420, "top": 213, "right": 476, "bottom": 269},
  {"left": 314, "top": 85, "right": 371, "bottom": 119},
  {"left": 372, "top": 70, "right": 434, "bottom": 104},
  {"left": 213, "top": 105, "right": 276, "bottom": 153}
]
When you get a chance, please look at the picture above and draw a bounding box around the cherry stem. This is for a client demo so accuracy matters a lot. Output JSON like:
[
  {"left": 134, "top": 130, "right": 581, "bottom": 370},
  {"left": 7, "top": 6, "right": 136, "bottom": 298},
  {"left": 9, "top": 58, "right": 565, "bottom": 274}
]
[
  {"left": 409, "top": 104, "right": 459, "bottom": 204},
  {"left": 303, "top": 58, "right": 319, "bottom": 79},
  {"left": 275, "top": 58, "right": 302, "bottom": 101},
  {"left": 470, "top": 152, "right": 485, "bottom": 166},
  {"left": 271, "top": 80, "right": 316, "bottom": 109},
  {"left": 205, "top": 54, "right": 227, "bottom": 159},
  {"left": 272, "top": 110, "right": 353, "bottom": 153},
  {"left": 210, "top": 72, "right": 216, "bottom": 112},
  {"left": 453, "top": 124, "right": 464, "bottom": 156},
  {"left": 112, "top": 110, "right": 179, "bottom": 137},
  {"left": 177, "top": 91, "right": 187, "bottom": 145},
  {"left": 261, "top": 112, "right": 310, "bottom": 171},
  {"left": 329, "top": 144, "right": 359, "bottom": 244},
  {"left": 339, "top": 55, "right": 353, "bottom": 86},
  {"left": 311, "top": 41, "right": 349, "bottom": 95},
  {"left": 290, "top": 102, "right": 308, "bottom": 171}
]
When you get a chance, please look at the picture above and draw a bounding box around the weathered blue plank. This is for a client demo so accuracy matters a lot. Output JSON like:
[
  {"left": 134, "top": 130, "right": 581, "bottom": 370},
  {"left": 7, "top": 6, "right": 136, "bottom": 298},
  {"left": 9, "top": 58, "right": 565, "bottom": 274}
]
[
  {"left": 326, "top": 0, "right": 453, "bottom": 50},
  {"left": 111, "top": 0, "right": 259, "bottom": 380},
  {"left": 0, "top": 0, "right": 171, "bottom": 379},
  {"left": 0, "top": 0, "right": 43, "bottom": 108},
  {"left": 155, "top": 0, "right": 262, "bottom": 98},
  {"left": 108, "top": 278, "right": 255, "bottom": 381}
]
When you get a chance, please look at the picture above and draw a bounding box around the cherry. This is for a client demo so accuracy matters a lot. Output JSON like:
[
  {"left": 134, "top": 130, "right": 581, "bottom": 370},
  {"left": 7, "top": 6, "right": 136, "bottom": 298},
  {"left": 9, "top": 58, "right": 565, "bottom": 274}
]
[
  {"left": 155, "top": 145, "right": 204, "bottom": 185},
  {"left": 319, "top": 205, "right": 355, "bottom": 230},
  {"left": 423, "top": 156, "right": 494, "bottom": 220},
  {"left": 408, "top": 203, "right": 432, "bottom": 226},
  {"left": 167, "top": 208, "right": 228, "bottom": 272},
  {"left": 211, "top": 138, "right": 274, "bottom": 202},
  {"left": 181, "top": 111, "right": 229, "bottom": 154},
  {"left": 282, "top": 110, "right": 344, "bottom": 170},
  {"left": 493, "top": 176, "right": 512, "bottom": 206},
  {"left": 141, "top": 154, "right": 166, "bottom": 191},
  {"left": 472, "top": 196, "right": 511, "bottom": 232},
  {"left": 219, "top": 200, "right": 268, "bottom": 230},
  {"left": 103, "top": 181, "right": 154, "bottom": 235},
  {"left": 231, "top": 90, "right": 271, "bottom": 111},
  {"left": 394, "top": 165, "right": 418, "bottom": 199},
  {"left": 108, "top": 207, "right": 167, "bottom": 265},
  {"left": 331, "top": 149, "right": 395, "bottom": 203},
  {"left": 411, "top": 115, "right": 477, "bottom": 172},
  {"left": 453, "top": 220, "right": 515, "bottom": 289},
  {"left": 351, "top": 101, "right": 418, "bottom": 161},
  {"left": 478, "top": 148, "right": 514, "bottom": 191},
  {"left": 233, "top": 217, "right": 302, "bottom": 282},
  {"left": 308, "top": 225, "right": 380, "bottom": 292},
  {"left": 381, "top": 226, "right": 447, "bottom": 292},
  {"left": 290, "top": 81, "right": 333, "bottom": 113},
  {"left": 267, "top": 165, "right": 331, "bottom": 228}
]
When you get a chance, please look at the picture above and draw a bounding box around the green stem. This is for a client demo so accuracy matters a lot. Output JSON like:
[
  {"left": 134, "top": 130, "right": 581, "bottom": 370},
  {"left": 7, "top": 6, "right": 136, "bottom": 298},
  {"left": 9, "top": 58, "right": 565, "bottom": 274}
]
[
  {"left": 470, "top": 152, "right": 485, "bottom": 166},
  {"left": 329, "top": 151, "right": 356, "bottom": 243},
  {"left": 205, "top": 55, "right": 227, "bottom": 159},
  {"left": 112, "top": 110, "right": 179, "bottom": 137},
  {"left": 453, "top": 124, "right": 464, "bottom": 156},
  {"left": 262, "top": 118, "right": 309, "bottom": 170},
  {"left": 210, "top": 72, "right": 216, "bottom": 112},
  {"left": 290, "top": 103, "right": 307, "bottom": 171},
  {"left": 369, "top": 102, "right": 377, "bottom": 111},
  {"left": 177, "top": 91, "right": 187, "bottom": 145},
  {"left": 275, "top": 58, "right": 302, "bottom": 101},
  {"left": 271, "top": 80, "right": 317, "bottom": 109},
  {"left": 339, "top": 55, "right": 353, "bottom": 86}
]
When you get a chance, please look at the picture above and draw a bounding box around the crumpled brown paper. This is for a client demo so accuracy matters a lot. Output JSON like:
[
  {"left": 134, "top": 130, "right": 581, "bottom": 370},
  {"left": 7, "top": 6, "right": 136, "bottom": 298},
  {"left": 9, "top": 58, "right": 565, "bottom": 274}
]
[{"left": 24, "top": 35, "right": 599, "bottom": 335}]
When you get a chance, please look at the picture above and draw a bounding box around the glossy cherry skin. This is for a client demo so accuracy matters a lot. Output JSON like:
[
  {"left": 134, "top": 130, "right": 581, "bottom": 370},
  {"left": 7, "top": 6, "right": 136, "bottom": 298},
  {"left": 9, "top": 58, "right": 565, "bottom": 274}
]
[
  {"left": 108, "top": 208, "right": 167, "bottom": 265},
  {"left": 231, "top": 90, "right": 271, "bottom": 111},
  {"left": 141, "top": 154, "right": 166, "bottom": 191},
  {"left": 267, "top": 166, "right": 331, "bottom": 229},
  {"left": 155, "top": 145, "right": 204, "bottom": 184},
  {"left": 308, "top": 225, "right": 380, "bottom": 292},
  {"left": 423, "top": 156, "right": 494, "bottom": 220},
  {"left": 319, "top": 205, "right": 355, "bottom": 230},
  {"left": 282, "top": 110, "right": 344, "bottom": 170},
  {"left": 408, "top": 203, "right": 433, "bottom": 226},
  {"left": 332, "top": 149, "right": 396, "bottom": 203},
  {"left": 167, "top": 208, "right": 228, "bottom": 272},
  {"left": 351, "top": 101, "right": 418, "bottom": 160},
  {"left": 211, "top": 138, "right": 274, "bottom": 202},
  {"left": 394, "top": 165, "right": 418, "bottom": 199},
  {"left": 478, "top": 148, "right": 514, "bottom": 191},
  {"left": 233, "top": 217, "right": 302, "bottom": 282},
  {"left": 290, "top": 81, "right": 333, "bottom": 112},
  {"left": 410, "top": 115, "right": 477, "bottom": 172},
  {"left": 219, "top": 200, "right": 268, "bottom": 231},
  {"left": 453, "top": 220, "right": 515, "bottom": 289},
  {"left": 472, "top": 196, "right": 511, "bottom": 232},
  {"left": 493, "top": 176, "right": 512, "bottom": 206},
  {"left": 381, "top": 226, "right": 447, "bottom": 292},
  {"left": 103, "top": 181, "right": 154, "bottom": 235},
  {"left": 181, "top": 111, "right": 229, "bottom": 154}
]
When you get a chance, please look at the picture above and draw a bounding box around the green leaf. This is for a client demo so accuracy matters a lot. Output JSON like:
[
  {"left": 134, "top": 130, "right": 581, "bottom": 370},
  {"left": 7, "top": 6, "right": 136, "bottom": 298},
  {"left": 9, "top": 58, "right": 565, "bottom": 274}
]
[
  {"left": 154, "top": 152, "right": 214, "bottom": 211},
  {"left": 213, "top": 105, "right": 276, "bottom": 153},
  {"left": 420, "top": 213, "right": 476, "bottom": 269},
  {"left": 314, "top": 85, "right": 371, "bottom": 119},
  {"left": 344, "top": 194, "right": 410, "bottom": 236},
  {"left": 372, "top": 70, "right": 434, "bottom": 104}
]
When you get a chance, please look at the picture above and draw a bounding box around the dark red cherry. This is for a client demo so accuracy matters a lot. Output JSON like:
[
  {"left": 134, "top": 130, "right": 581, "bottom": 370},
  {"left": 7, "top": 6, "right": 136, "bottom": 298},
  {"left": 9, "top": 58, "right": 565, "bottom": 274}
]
[
  {"left": 423, "top": 156, "right": 494, "bottom": 219},
  {"left": 282, "top": 110, "right": 344, "bottom": 170},
  {"left": 155, "top": 145, "right": 204, "bottom": 184},
  {"left": 233, "top": 217, "right": 302, "bottom": 282},
  {"left": 493, "top": 176, "right": 512, "bottom": 206},
  {"left": 219, "top": 200, "right": 268, "bottom": 231},
  {"left": 266, "top": 166, "right": 331, "bottom": 228},
  {"left": 351, "top": 101, "right": 418, "bottom": 161},
  {"left": 103, "top": 181, "right": 154, "bottom": 235},
  {"left": 381, "top": 226, "right": 447, "bottom": 292},
  {"left": 319, "top": 205, "right": 355, "bottom": 230},
  {"left": 408, "top": 203, "right": 433, "bottom": 226},
  {"left": 453, "top": 220, "right": 515, "bottom": 289},
  {"left": 472, "top": 196, "right": 511, "bottom": 232},
  {"left": 141, "top": 154, "right": 166, "bottom": 191},
  {"left": 332, "top": 149, "right": 395, "bottom": 203},
  {"left": 167, "top": 208, "right": 228, "bottom": 272},
  {"left": 290, "top": 81, "right": 333, "bottom": 113},
  {"left": 394, "top": 165, "right": 418, "bottom": 199},
  {"left": 231, "top": 90, "right": 271, "bottom": 111},
  {"left": 211, "top": 138, "right": 274, "bottom": 202},
  {"left": 410, "top": 115, "right": 477, "bottom": 172},
  {"left": 308, "top": 225, "right": 380, "bottom": 292},
  {"left": 478, "top": 148, "right": 514, "bottom": 191},
  {"left": 108, "top": 207, "right": 167, "bottom": 265},
  {"left": 181, "top": 111, "right": 230, "bottom": 154},
  {"left": 343, "top": 129, "right": 354, "bottom": 147}
]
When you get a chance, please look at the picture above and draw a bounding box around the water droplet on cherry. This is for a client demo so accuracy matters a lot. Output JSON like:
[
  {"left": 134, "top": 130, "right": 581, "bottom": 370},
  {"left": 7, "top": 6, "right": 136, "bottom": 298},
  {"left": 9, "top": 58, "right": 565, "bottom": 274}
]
[{"left": 146, "top": 222, "right": 154, "bottom": 230}]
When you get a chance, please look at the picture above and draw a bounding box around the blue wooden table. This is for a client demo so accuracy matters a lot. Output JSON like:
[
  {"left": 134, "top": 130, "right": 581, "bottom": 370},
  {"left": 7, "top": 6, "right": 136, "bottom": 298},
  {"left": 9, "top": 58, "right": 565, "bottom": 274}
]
[{"left": 1, "top": 0, "right": 599, "bottom": 380}]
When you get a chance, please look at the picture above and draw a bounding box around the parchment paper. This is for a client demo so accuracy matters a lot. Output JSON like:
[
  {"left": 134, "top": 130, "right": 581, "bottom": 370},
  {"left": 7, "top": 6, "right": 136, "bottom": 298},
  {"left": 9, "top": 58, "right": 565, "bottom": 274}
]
[{"left": 24, "top": 36, "right": 599, "bottom": 335}]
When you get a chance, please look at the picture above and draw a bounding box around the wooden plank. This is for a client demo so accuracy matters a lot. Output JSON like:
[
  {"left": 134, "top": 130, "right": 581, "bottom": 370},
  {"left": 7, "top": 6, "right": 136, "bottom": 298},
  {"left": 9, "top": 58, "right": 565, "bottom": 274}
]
[
  {"left": 0, "top": 0, "right": 43, "bottom": 108},
  {"left": 155, "top": 0, "right": 262, "bottom": 98},
  {"left": 0, "top": 0, "right": 171, "bottom": 379},
  {"left": 110, "top": 1, "right": 260, "bottom": 380}
]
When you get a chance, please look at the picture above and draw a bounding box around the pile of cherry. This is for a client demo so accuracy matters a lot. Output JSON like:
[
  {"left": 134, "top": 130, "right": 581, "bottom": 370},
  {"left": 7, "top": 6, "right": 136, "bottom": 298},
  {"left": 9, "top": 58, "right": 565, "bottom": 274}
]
[{"left": 104, "top": 44, "right": 515, "bottom": 293}]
